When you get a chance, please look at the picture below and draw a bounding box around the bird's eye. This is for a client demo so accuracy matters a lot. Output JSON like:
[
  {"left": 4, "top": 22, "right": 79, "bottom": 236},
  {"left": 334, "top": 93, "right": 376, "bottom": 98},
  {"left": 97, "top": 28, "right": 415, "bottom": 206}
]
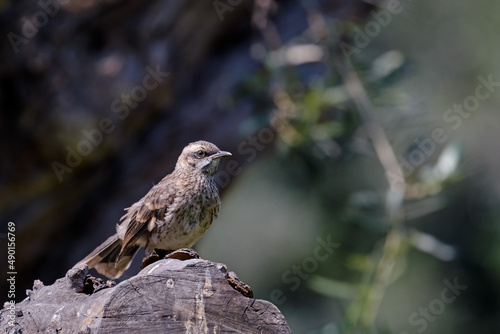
[{"left": 195, "top": 150, "right": 205, "bottom": 158}]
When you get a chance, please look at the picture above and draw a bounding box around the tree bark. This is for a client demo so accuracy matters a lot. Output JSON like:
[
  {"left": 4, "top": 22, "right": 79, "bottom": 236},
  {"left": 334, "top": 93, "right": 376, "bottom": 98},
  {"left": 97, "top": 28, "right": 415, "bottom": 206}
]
[{"left": 1, "top": 257, "right": 291, "bottom": 333}]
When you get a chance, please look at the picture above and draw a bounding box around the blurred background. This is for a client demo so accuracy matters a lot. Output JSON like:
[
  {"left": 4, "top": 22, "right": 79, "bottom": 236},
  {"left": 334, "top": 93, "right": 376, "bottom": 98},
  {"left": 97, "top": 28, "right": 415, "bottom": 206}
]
[{"left": 1, "top": 0, "right": 500, "bottom": 333}]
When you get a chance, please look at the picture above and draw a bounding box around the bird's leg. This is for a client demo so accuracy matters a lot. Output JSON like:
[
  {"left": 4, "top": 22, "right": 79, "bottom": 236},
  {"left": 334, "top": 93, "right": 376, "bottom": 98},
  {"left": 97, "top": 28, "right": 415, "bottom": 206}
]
[{"left": 155, "top": 249, "right": 169, "bottom": 259}]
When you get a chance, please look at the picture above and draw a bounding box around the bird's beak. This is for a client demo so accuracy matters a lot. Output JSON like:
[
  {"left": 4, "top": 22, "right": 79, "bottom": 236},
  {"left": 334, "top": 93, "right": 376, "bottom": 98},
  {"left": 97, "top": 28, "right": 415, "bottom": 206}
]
[{"left": 211, "top": 151, "right": 232, "bottom": 159}]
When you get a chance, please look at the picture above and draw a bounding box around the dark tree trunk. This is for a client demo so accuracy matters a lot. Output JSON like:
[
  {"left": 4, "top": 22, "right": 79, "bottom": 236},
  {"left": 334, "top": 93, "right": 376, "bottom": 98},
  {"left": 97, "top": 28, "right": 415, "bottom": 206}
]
[{"left": 0, "top": 0, "right": 377, "bottom": 302}]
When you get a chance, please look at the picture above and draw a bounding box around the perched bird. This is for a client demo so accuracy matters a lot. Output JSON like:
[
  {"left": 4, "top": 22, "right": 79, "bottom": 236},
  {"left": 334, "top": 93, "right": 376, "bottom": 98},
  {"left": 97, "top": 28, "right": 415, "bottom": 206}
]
[{"left": 75, "top": 140, "right": 231, "bottom": 279}]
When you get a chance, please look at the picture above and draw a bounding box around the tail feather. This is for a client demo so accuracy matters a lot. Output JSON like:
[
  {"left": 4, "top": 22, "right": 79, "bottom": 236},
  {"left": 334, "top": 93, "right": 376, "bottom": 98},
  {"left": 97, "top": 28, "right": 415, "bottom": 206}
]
[{"left": 75, "top": 234, "right": 140, "bottom": 279}]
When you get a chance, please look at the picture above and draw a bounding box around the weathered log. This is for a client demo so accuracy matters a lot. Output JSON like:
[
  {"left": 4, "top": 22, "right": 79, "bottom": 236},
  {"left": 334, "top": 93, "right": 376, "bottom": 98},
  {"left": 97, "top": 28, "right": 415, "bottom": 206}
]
[{"left": 1, "top": 257, "right": 290, "bottom": 333}]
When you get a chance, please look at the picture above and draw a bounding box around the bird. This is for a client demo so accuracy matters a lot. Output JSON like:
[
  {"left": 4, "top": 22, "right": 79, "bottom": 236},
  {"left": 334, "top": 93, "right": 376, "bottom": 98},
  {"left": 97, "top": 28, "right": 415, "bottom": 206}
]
[{"left": 75, "top": 140, "right": 232, "bottom": 279}]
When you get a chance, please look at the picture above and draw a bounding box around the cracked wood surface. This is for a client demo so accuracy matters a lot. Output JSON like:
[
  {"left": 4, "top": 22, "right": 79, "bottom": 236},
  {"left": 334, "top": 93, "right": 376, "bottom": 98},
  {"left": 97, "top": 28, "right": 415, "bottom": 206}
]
[{"left": 1, "top": 259, "right": 291, "bottom": 333}]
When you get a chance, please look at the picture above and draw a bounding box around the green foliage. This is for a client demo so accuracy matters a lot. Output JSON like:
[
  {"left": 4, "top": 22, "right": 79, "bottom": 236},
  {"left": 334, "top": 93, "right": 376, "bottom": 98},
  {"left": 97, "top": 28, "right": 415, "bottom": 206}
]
[{"left": 233, "top": 10, "right": 480, "bottom": 334}]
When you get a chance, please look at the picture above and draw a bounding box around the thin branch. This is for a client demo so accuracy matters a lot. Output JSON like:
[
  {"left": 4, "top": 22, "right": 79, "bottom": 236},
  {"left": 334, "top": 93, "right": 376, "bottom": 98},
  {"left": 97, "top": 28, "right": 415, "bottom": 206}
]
[{"left": 336, "top": 58, "right": 406, "bottom": 329}]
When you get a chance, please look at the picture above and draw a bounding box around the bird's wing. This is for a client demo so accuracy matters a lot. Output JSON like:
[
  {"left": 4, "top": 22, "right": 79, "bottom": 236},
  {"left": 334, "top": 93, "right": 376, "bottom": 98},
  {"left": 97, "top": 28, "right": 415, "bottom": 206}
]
[{"left": 120, "top": 181, "right": 177, "bottom": 252}]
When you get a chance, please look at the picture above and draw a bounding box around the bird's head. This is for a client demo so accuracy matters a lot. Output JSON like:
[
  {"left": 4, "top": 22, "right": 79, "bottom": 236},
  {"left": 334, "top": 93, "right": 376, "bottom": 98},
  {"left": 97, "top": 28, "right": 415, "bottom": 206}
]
[{"left": 176, "top": 141, "right": 232, "bottom": 176}]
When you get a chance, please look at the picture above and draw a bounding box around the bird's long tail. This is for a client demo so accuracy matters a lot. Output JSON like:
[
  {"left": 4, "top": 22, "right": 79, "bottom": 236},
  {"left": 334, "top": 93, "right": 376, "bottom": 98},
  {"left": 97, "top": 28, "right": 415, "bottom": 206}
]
[{"left": 75, "top": 233, "right": 140, "bottom": 279}]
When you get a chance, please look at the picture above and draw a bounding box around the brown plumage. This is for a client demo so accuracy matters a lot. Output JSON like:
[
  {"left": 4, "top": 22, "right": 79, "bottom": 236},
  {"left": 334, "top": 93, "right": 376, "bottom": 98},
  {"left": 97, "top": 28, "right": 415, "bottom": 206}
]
[{"left": 75, "top": 141, "right": 231, "bottom": 279}]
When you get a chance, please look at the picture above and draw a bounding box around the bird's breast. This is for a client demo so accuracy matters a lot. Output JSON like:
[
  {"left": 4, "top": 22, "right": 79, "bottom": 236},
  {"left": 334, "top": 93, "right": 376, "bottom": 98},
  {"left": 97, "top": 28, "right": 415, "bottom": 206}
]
[{"left": 148, "top": 175, "right": 220, "bottom": 250}]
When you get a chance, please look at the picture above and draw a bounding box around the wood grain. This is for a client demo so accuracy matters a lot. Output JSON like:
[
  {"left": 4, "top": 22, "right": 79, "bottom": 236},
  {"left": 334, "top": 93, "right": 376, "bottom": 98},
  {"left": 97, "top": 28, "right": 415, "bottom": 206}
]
[{"left": 1, "top": 259, "right": 291, "bottom": 333}]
